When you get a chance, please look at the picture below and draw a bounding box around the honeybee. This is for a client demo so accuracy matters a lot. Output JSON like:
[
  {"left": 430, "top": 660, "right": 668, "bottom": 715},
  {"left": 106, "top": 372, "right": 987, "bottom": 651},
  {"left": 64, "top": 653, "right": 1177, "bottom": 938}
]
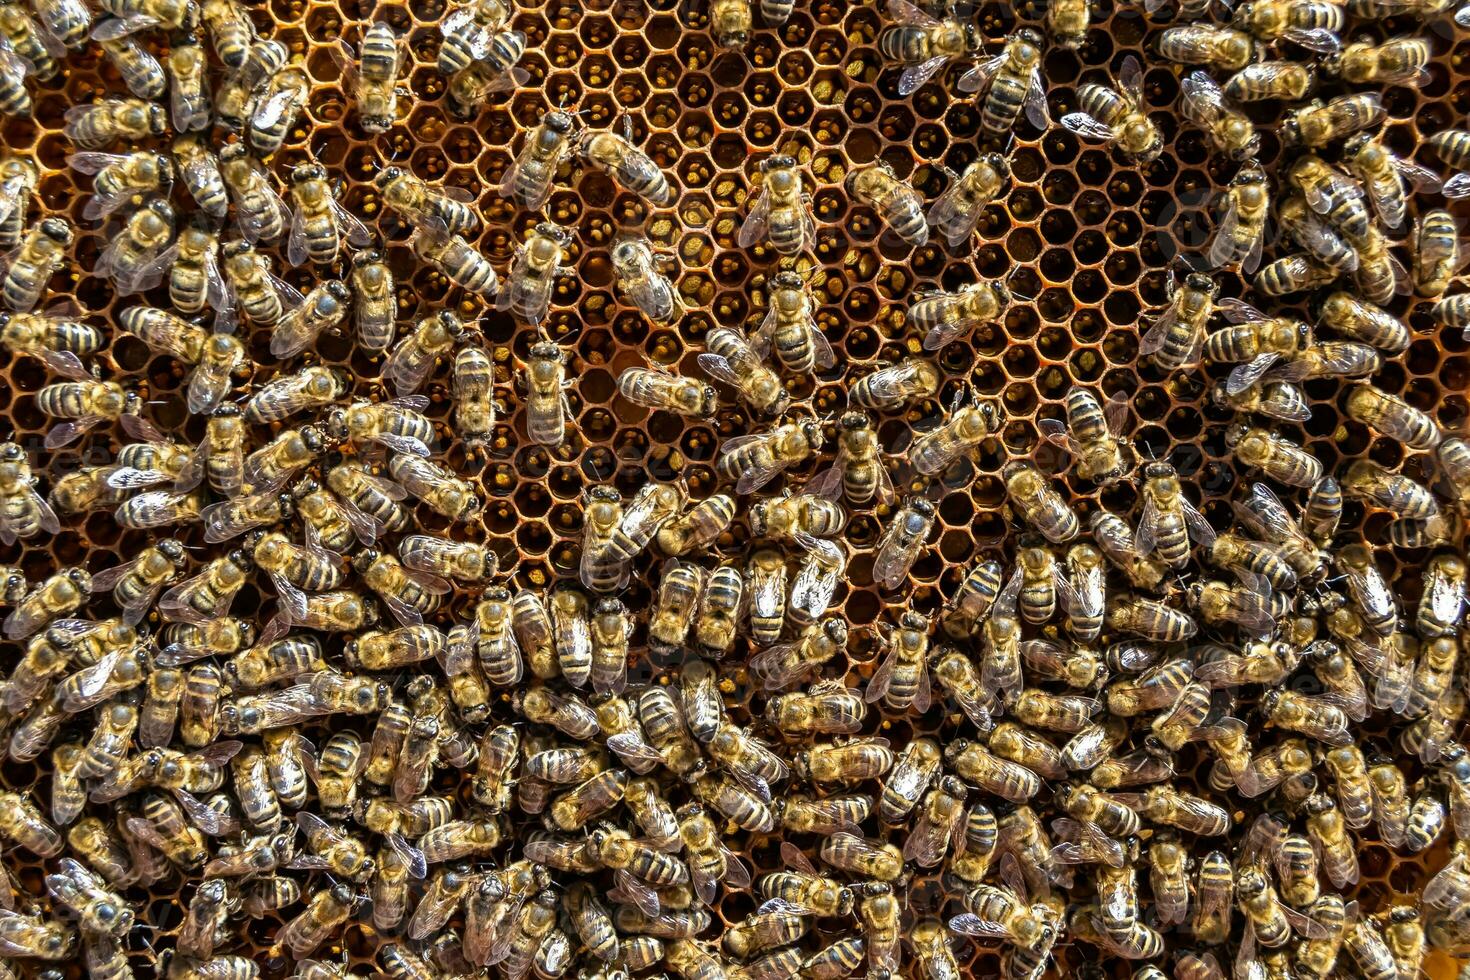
[
  {"left": 750, "top": 271, "right": 832, "bottom": 375},
  {"left": 958, "top": 28, "right": 1049, "bottom": 135},
  {"left": 333, "top": 396, "right": 436, "bottom": 459},
  {"left": 1346, "top": 383, "right": 1442, "bottom": 450},
  {"left": 1133, "top": 461, "right": 1215, "bottom": 567},
  {"left": 1225, "top": 425, "right": 1321, "bottom": 488},
  {"left": 499, "top": 108, "right": 576, "bottom": 210},
  {"left": 0, "top": 908, "right": 76, "bottom": 959},
  {"left": 912, "top": 281, "right": 1011, "bottom": 352},
  {"left": 66, "top": 149, "right": 172, "bottom": 222},
  {"left": 1061, "top": 56, "right": 1163, "bottom": 163},
  {"left": 1156, "top": 24, "right": 1257, "bottom": 70},
  {"left": 1138, "top": 271, "right": 1215, "bottom": 371},
  {"left": 501, "top": 222, "right": 573, "bottom": 324},
  {"left": 333, "top": 22, "right": 402, "bottom": 134},
  {"left": 610, "top": 237, "right": 682, "bottom": 325},
  {"left": 278, "top": 884, "right": 357, "bottom": 957},
  {"left": 879, "top": 0, "right": 978, "bottom": 96},
  {"left": 218, "top": 144, "right": 289, "bottom": 244},
  {"left": 850, "top": 357, "right": 940, "bottom": 413},
  {"left": 1004, "top": 462, "right": 1079, "bottom": 543},
  {"left": 288, "top": 163, "right": 372, "bottom": 267},
  {"left": 380, "top": 310, "right": 467, "bottom": 396},
  {"left": 873, "top": 495, "right": 935, "bottom": 590},
  {"left": 1207, "top": 162, "right": 1269, "bottom": 274},
  {"left": 214, "top": 37, "right": 287, "bottom": 129},
  {"left": 89, "top": 537, "right": 185, "bottom": 625},
  {"left": 868, "top": 610, "right": 932, "bottom": 712},
  {"left": 412, "top": 218, "right": 499, "bottom": 297},
  {"left": 62, "top": 97, "right": 168, "bottom": 150},
  {"left": 1413, "top": 209, "right": 1461, "bottom": 297},
  {"left": 846, "top": 162, "right": 928, "bottom": 246},
  {"left": 1041, "top": 389, "right": 1130, "bottom": 485},
  {"left": 3, "top": 218, "right": 72, "bottom": 313},
  {"left": 716, "top": 418, "right": 822, "bottom": 494},
  {"left": 926, "top": 153, "right": 1008, "bottom": 248},
  {"left": 1340, "top": 133, "right": 1440, "bottom": 232},
  {"left": 579, "top": 118, "right": 674, "bottom": 207},
  {"left": 1283, "top": 93, "right": 1385, "bottom": 147},
  {"left": 1224, "top": 61, "right": 1315, "bottom": 101},
  {"left": 1276, "top": 196, "right": 1358, "bottom": 275},
  {"left": 247, "top": 65, "right": 309, "bottom": 156},
  {"left": 219, "top": 240, "right": 305, "bottom": 334},
  {"left": 711, "top": 0, "right": 753, "bottom": 47},
  {"left": 1107, "top": 594, "right": 1198, "bottom": 642},
  {"left": 1232, "top": 0, "right": 1344, "bottom": 51},
  {"left": 0, "top": 155, "right": 37, "bottom": 251},
  {"left": 375, "top": 166, "right": 478, "bottom": 237},
  {"left": 1180, "top": 71, "right": 1259, "bottom": 161},
  {"left": 1269, "top": 340, "right": 1380, "bottom": 384},
  {"left": 748, "top": 617, "right": 846, "bottom": 691},
  {"left": 93, "top": 32, "right": 165, "bottom": 100},
  {"left": 739, "top": 154, "right": 815, "bottom": 256}
]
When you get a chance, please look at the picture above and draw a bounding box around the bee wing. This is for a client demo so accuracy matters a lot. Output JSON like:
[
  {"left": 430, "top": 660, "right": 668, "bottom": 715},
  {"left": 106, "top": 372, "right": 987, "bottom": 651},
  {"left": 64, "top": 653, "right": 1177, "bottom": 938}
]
[
  {"left": 386, "top": 831, "right": 428, "bottom": 879},
  {"left": 379, "top": 592, "right": 425, "bottom": 628},
  {"left": 956, "top": 52, "right": 1005, "bottom": 94},
  {"left": 1024, "top": 67, "right": 1051, "bottom": 129},
  {"left": 1137, "top": 304, "right": 1181, "bottom": 358},
  {"left": 0, "top": 177, "right": 24, "bottom": 227},
  {"left": 1179, "top": 496, "right": 1216, "bottom": 546},
  {"left": 90, "top": 12, "right": 157, "bottom": 39},
  {"left": 887, "top": 0, "right": 940, "bottom": 25},
  {"left": 286, "top": 203, "right": 310, "bottom": 268},
  {"left": 737, "top": 184, "right": 773, "bottom": 249},
  {"left": 1118, "top": 54, "right": 1144, "bottom": 101},
  {"left": 1227, "top": 353, "right": 1284, "bottom": 396},
  {"left": 1038, "top": 417, "right": 1078, "bottom": 456},
  {"left": 1134, "top": 491, "right": 1161, "bottom": 556},
  {"left": 1394, "top": 157, "right": 1442, "bottom": 195},
  {"left": 809, "top": 323, "right": 836, "bottom": 369},
  {"left": 1060, "top": 112, "right": 1116, "bottom": 142},
  {"left": 948, "top": 913, "right": 1016, "bottom": 940},
  {"left": 1281, "top": 27, "right": 1340, "bottom": 53},
  {"left": 173, "top": 788, "right": 240, "bottom": 836},
  {"left": 864, "top": 634, "right": 899, "bottom": 704},
  {"left": 604, "top": 732, "right": 664, "bottom": 768},
  {"left": 926, "top": 184, "right": 981, "bottom": 251},
  {"left": 1208, "top": 193, "right": 1245, "bottom": 271},
  {"left": 383, "top": 337, "right": 432, "bottom": 395},
  {"left": 330, "top": 198, "right": 373, "bottom": 248},
  {"left": 251, "top": 84, "right": 295, "bottom": 132},
  {"left": 87, "top": 556, "right": 140, "bottom": 591},
  {"left": 1180, "top": 70, "right": 1223, "bottom": 111},
  {"left": 330, "top": 37, "right": 360, "bottom": 95},
  {"left": 778, "top": 840, "right": 819, "bottom": 875},
  {"left": 723, "top": 850, "right": 752, "bottom": 888},
  {"left": 898, "top": 55, "right": 952, "bottom": 97},
  {"left": 54, "top": 650, "right": 122, "bottom": 710},
  {"left": 64, "top": 151, "right": 127, "bottom": 176}
]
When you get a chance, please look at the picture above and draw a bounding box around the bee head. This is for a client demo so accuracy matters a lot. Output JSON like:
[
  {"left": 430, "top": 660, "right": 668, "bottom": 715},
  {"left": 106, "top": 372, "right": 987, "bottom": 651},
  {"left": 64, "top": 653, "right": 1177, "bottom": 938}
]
[
  {"left": 373, "top": 167, "right": 401, "bottom": 188},
  {"left": 839, "top": 411, "right": 870, "bottom": 431},
  {"left": 40, "top": 218, "right": 73, "bottom": 244},
  {"left": 761, "top": 154, "right": 796, "bottom": 173},
  {"left": 536, "top": 221, "right": 574, "bottom": 246},
  {"left": 293, "top": 162, "right": 327, "bottom": 183},
  {"left": 352, "top": 248, "right": 382, "bottom": 267},
  {"left": 545, "top": 110, "right": 575, "bottom": 132}
]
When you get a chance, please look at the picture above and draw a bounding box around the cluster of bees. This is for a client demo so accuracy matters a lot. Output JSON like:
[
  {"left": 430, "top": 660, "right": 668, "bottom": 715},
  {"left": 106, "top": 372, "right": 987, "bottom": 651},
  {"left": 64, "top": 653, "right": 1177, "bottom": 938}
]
[{"left": 0, "top": 0, "right": 1466, "bottom": 979}]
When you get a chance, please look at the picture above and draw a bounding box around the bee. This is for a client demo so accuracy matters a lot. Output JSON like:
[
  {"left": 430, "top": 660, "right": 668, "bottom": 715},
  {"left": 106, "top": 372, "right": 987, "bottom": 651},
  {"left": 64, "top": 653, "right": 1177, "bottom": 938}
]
[
  {"left": 1329, "top": 35, "right": 1430, "bottom": 86},
  {"left": 501, "top": 222, "right": 573, "bottom": 325},
  {"left": 247, "top": 64, "right": 309, "bottom": 155},
  {"left": 244, "top": 365, "right": 346, "bottom": 425},
  {"left": 0, "top": 1, "right": 57, "bottom": 82},
  {"left": 334, "top": 396, "right": 436, "bottom": 457},
  {"left": 848, "top": 359, "right": 939, "bottom": 415},
  {"left": 219, "top": 240, "right": 305, "bottom": 334},
  {"left": 199, "top": 0, "right": 251, "bottom": 66},
  {"left": 333, "top": 22, "right": 401, "bottom": 134},
  {"left": 911, "top": 282, "right": 1011, "bottom": 353},
  {"left": 278, "top": 884, "right": 357, "bottom": 957},
  {"left": 507, "top": 339, "right": 570, "bottom": 446},
  {"left": 1107, "top": 594, "right": 1198, "bottom": 641},
  {"left": 1132, "top": 460, "right": 1215, "bottom": 567},
  {"left": 3, "top": 218, "right": 72, "bottom": 313},
  {"left": 948, "top": 739, "right": 1042, "bottom": 802},
  {"left": 1061, "top": 56, "right": 1163, "bottom": 163},
  {"left": 1277, "top": 196, "right": 1360, "bottom": 277},
  {"left": 1340, "top": 133, "right": 1440, "bottom": 233},
  {"left": 609, "top": 237, "right": 683, "bottom": 325},
  {"left": 959, "top": 28, "right": 1049, "bottom": 135},
  {"left": 215, "top": 37, "right": 288, "bottom": 130},
  {"left": 579, "top": 117, "right": 674, "bottom": 207},
  {"left": 1348, "top": 225, "right": 1406, "bottom": 306},
  {"left": 66, "top": 149, "right": 172, "bottom": 222},
  {"left": 715, "top": 418, "right": 823, "bottom": 494},
  {"left": 1180, "top": 71, "right": 1259, "bottom": 161},
  {"left": 352, "top": 549, "right": 447, "bottom": 627},
  {"left": 1040, "top": 388, "right": 1130, "bottom": 485},
  {"left": 63, "top": 97, "right": 167, "bottom": 149},
  {"left": 749, "top": 617, "right": 845, "bottom": 691},
  {"left": 1225, "top": 425, "right": 1323, "bottom": 487},
  {"left": 88, "top": 537, "right": 185, "bottom": 626},
  {"left": 846, "top": 162, "right": 928, "bottom": 246},
  {"left": 0, "top": 441, "right": 58, "bottom": 546},
  {"left": 873, "top": 495, "right": 935, "bottom": 590},
  {"left": 550, "top": 585, "right": 593, "bottom": 688},
  {"left": 865, "top": 610, "right": 931, "bottom": 712},
  {"left": 1189, "top": 578, "right": 1277, "bottom": 635},
  {"left": 1232, "top": 0, "right": 1343, "bottom": 51},
  {"left": 288, "top": 163, "right": 372, "bottom": 267},
  {"left": 0, "top": 790, "right": 63, "bottom": 857},
  {"left": 588, "top": 597, "right": 633, "bottom": 696},
  {"left": 218, "top": 144, "right": 289, "bottom": 245},
  {"left": 1223, "top": 61, "right": 1315, "bottom": 100},
  {"left": 1270, "top": 339, "right": 1381, "bottom": 384},
  {"left": 383, "top": 309, "right": 467, "bottom": 396},
  {"left": 1157, "top": 24, "right": 1257, "bottom": 70},
  {"left": 343, "top": 249, "right": 397, "bottom": 351},
  {"left": 0, "top": 155, "right": 37, "bottom": 251},
  {"left": 710, "top": 0, "right": 753, "bottom": 46},
  {"left": 413, "top": 218, "right": 499, "bottom": 297},
  {"left": 1412, "top": 209, "right": 1461, "bottom": 297},
  {"left": 99, "top": 34, "right": 167, "bottom": 103},
  {"left": 375, "top": 166, "right": 478, "bottom": 236},
  {"left": 910, "top": 919, "right": 963, "bottom": 980},
  {"left": 695, "top": 564, "right": 743, "bottom": 658},
  {"left": 444, "top": 58, "right": 518, "bottom": 118},
  {"left": 500, "top": 109, "right": 576, "bottom": 210},
  {"left": 151, "top": 224, "right": 226, "bottom": 318},
  {"left": 1346, "top": 383, "right": 1442, "bottom": 450},
  {"left": 879, "top": 0, "right": 978, "bottom": 96},
  {"left": 1004, "top": 462, "right": 1079, "bottom": 544},
  {"left": 1283, "top": 93, "right": 1385, "bottom": 147},
  {"left": 616, "top": 365, "right": 719, "bottom": 421},
  {"left": 748, "top": 271, "right": 832, "bottom": 375},
  {"left": 925, "top": 154, "right": 1008, "bottom": 249},
  {"left": 1207, "top": 162, "right": 1269, "bottom": 273},
  {"left": 645, "top": 560, "right": 703, "bottom": 657},
  {"left": 0, "top": 908, "right": 76, "bottom": 959},
  {"left": 1138, "top": 271, "right": 1216, "bottom": 372}
]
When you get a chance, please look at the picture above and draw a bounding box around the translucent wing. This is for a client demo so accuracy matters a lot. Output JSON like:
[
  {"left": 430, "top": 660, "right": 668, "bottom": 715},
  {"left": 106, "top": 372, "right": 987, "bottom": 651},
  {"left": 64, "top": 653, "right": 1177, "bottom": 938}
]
[
  {"left": 1061, "top": 112, "right": 1116, "bottom": 141},
  {"left": 330, "top": 198, "right": 373, "bottom": 247},
  {"left": 737, "top": 184, "right": 772, "bottom": 249},
  {"left": 956, "top": 52, "right": 1005, "bottom": 94},
  {"left": 1282, "top": 27, "right": 1340, "bottom": 54},
  {"left": 887, "top": 0, "right": 941, "bottom": 25},
  {"left": 926, "top": 183, "right": 982, "bottom": 250},
  {"left": 899, "top": 55, "right": 950, "bottom": 97},
  {"left": 1024, "top": 66, "right": 1050, "bottom": 128}
]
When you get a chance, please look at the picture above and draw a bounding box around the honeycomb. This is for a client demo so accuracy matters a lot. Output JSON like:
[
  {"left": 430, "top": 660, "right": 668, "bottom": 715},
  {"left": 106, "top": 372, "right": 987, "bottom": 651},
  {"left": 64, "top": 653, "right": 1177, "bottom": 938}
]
[{"left": 0, "top": 0, "right": 1469, "bottom": 975}]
